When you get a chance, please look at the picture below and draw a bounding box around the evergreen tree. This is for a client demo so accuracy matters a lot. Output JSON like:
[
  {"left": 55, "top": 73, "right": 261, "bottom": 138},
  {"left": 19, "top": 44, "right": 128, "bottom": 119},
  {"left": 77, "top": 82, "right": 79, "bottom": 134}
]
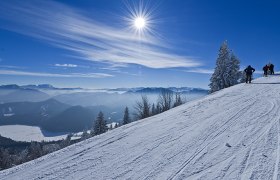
[
  {"left": 42, "top": 144, "right": 60, "bottom": 155},
  {"left": 209, "top": 41, "right": 230, "bottom": 93},
  {"left": 60, "top": 134, "right": 72, "bottom": 148},
  {"left": 240, "top": 70, "right": 247, "bottom": 83},
  {"left": 123, "top": 107, "right": 131, "bottom": 125},
  {"left": 227, "top": 53, "right": 241, "bottom": 86},
  {"left": 18, "top": 148, "right": 29, "bottom": 164},
  {"left": 93, "top": 111, "right": 107, "bottom": 135},
  {"left": 28, "top": 142, "right": 43, "bottom": 160},
  {"left": 80, "top": 129, "right": 90, "bottom": 140},
  {"left": 90, "top": 128, "right": 95, "bottom": 137},
  {"left": 209, "top": 41, "right": 240, "bottom": 93},
  {"left": 0, "top": 148, "right": 11, "bottom": 170}
]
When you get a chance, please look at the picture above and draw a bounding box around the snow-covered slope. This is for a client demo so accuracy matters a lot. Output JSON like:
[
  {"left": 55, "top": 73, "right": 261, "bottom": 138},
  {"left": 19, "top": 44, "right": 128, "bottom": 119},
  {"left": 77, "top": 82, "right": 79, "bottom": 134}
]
[{"left": 1, "top": 76, "right": 280, "bottom": 180}]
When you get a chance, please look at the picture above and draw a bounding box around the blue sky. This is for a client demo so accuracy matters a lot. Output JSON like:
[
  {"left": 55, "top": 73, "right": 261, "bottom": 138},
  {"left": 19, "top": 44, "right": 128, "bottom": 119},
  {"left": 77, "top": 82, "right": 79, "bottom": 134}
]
[{"left": 0, "top": 0, "right": 279, "bottom": 89}]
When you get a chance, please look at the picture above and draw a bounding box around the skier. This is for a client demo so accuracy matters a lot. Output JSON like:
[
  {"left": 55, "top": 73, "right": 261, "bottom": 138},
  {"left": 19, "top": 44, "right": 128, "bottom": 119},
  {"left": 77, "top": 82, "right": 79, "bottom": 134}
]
[
  {"left": 244, "top": 65, "right": 255, "bottom": 83},
  {"left": 269, "top": 63, "right": 274, "bottom": 75},
  {"left": 263, "top": 65, "right": 269, "bottom": 77}
]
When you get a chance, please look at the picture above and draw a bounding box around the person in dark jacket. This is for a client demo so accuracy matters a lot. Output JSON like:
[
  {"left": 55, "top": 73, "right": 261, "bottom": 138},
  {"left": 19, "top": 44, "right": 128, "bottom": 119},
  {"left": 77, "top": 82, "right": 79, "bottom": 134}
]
[
  {"left": 244, "top": 65, "right": 255, "bottom": 83},
  {"left": 263, "top": 65, "right": 269, "bottom": 77},
  {"left": 269, "top": 63, "right": 274, "bottom": 75}
]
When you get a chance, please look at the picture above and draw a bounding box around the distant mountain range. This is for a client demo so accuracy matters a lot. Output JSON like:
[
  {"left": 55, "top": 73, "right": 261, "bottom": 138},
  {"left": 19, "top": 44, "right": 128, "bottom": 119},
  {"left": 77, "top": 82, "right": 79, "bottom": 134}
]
[
  {"left": 0, "top": 84, "right": 208, "bottom": 105},
  {"left": 0, "top": 84, "right": 83, "bottom": 103},
  {"left": 0, "top": 84, "right": 208, "bottom": 94},
  {"left": 0, "top": 84, "right": 83, "bottom": 91},
  {"left": 126, "top": 87, "right": 208, "bottom": 94},
  {"left": 0, "top": 84, "right": 208, "bottom": 133},
  {"left": 0, "top": 88, "right": 50, "bottom": 103},
  {"left": 0, "top": 99, "right": 94, "bottom": 132}
]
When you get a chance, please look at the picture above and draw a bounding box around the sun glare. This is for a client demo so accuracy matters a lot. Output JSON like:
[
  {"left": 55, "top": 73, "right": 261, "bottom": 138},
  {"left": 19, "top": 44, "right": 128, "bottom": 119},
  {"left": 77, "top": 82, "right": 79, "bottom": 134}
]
[
  {"left": 122, "top": 0, "right": 158, "bottom": 37},
  {"left": 134, "top": 17, "right": 146, "bottom": 29}
]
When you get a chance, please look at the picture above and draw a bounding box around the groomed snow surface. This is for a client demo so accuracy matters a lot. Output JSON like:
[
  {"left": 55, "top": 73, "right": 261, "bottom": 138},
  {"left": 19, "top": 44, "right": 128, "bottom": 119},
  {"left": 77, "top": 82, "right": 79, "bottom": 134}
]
[{"left": 1, "top": 76, "right": 280, "bottom": 180}]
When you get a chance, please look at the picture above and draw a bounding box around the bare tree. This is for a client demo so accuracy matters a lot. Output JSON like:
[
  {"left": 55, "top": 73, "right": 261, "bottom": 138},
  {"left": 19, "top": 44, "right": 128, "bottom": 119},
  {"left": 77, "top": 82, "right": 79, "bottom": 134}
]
[
  {"left": 173, "top": 91, "right": 183, "bottom": 107},
  {"left": 151, "top": 103, "right": 156, "bottom": 116},
  {"left": 134, "top": 95, "right": 151, "bottom": 120},
  {"left": 158, "top": 89, "right": 174, "bottom": 112}
]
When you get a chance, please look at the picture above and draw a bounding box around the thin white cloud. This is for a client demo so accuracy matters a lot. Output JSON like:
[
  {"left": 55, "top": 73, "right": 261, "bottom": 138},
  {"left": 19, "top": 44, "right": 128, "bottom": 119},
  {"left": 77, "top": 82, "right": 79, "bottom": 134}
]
[
  {"left": 184, "top": 68, "right": 214, "bottom": 74},
  {"left": 0, "top": 0, "right": 202, "bottom": 69},
  {"left": 0, "top": 65, "right": 26, "bottom": 69},
  {"left": 0, "top": 69, "right": 113, "bottom": 78},
  {"left": 54, "top": 64, "right": 78, "bottom": 68},
  {"left": 53, "top": 63, "right": 90, "bottom": 69}
]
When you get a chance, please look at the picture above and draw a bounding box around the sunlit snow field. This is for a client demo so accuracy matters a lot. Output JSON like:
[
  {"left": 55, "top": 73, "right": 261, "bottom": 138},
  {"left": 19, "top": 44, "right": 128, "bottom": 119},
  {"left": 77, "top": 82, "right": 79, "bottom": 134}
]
[{"left": 0, "top": 125, "right": 68, "bottom": 142}]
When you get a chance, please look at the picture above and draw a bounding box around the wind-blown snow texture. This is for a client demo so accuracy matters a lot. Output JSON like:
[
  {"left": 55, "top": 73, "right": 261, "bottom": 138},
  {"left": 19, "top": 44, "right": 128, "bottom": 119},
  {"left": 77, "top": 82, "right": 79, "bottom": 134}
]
[{"left": 1, "top": 76, "right": 280, "bottom": 180}]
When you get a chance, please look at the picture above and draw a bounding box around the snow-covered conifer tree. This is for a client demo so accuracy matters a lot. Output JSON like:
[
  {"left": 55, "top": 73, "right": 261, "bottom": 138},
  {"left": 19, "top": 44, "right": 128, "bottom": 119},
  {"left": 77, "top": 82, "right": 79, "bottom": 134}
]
[
  {"left": 0, "top": 148, "right": 11, "bottom": 170},
  {"left": 209, "top": 41, "right": 231, "bottom": 92},
  {"left": 226, "top": 53, "right": 241, "bottom": 86},
  {"left": 209, "top": 41, "right": 240, "bottom": 93},
  {"left": 240, "top": 71, "right": 247, "bottom": 83},
  {"left": 60, "top": 134, "right": 72, "bottom": 147},
  {"left": 28, "top": 142, "right": 43, "bottom": 160}
]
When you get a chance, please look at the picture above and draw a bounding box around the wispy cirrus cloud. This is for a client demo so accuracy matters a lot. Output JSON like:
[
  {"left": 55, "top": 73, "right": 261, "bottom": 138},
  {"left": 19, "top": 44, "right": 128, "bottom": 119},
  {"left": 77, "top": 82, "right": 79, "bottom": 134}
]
[
  {"left": 53, "top": 63, "right": 90, "bottom": 69},
  {"left": 0, "top": 0, "right": 201, "bottom": 69},
  {"left": 0, "top": 69, "right": 113, "bottom": 78},
  {"left": 184, "top": 68, "right": 214, "bottom": 74},
  {"left": 54, "top": 64, "right": 78, "bottom": 68},
  {"left": 0, "top": 65, "right": 26, "bottom": 69}
]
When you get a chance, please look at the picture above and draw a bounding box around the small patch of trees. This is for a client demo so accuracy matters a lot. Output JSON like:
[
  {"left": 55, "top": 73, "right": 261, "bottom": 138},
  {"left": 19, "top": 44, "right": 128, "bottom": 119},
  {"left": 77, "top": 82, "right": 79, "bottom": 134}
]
[
  {"left": 134, "top": 90, "right": 184, "bottom": 121},
  {"left": 174, "top": 91, "right": 183, "bottom": 107},
  {"left": 0, "top": 137, "right": 71, "bottom": 171},
  {"left": 0, "top": 108, "right": 125, "bottom": 171}
]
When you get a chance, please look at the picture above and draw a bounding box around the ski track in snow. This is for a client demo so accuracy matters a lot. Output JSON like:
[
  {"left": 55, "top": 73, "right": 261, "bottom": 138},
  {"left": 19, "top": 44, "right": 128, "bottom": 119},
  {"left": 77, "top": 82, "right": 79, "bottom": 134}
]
[{"left": 1, "top": 76, "right": 280, "bottom": 180}]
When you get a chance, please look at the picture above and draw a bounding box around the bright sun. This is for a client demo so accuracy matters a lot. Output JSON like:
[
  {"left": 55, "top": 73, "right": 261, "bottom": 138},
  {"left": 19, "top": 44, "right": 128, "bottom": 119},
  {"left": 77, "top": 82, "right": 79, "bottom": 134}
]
[
  {"left": 124, "top": 1, "right": 156, "bottom": 36},
  {"left": 134, "top": 17, "right": 146, "bottom": 29}
]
